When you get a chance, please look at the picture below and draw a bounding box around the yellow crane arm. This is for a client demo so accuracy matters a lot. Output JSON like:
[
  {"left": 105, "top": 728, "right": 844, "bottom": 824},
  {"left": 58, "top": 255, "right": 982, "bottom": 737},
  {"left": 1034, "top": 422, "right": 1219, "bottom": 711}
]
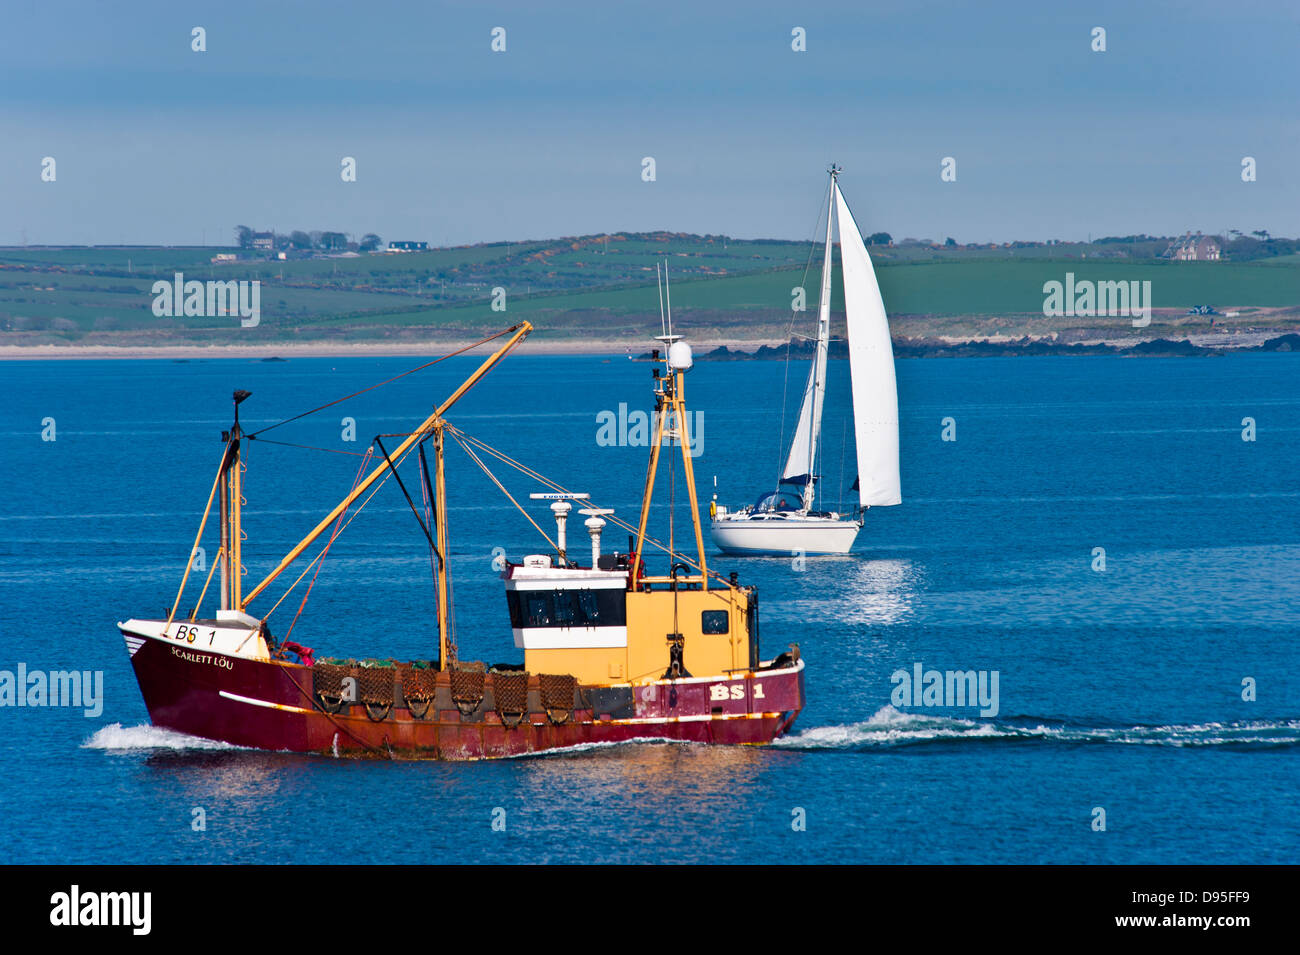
[{"left": 240, "top": 322, "right": 532, "bottom": 611}]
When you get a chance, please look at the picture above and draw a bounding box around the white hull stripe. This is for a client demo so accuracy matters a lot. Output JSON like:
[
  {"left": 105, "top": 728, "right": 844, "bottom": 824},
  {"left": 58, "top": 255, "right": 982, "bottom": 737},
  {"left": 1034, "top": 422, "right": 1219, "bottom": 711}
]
[
  {"left": 604, "top": 711, "right": 783, "bottom": 725},
  {"left": 124, "top": 636, "right": 145, "bottom": 657},
  {"left": 218, "top": 690, "right": 314, "bottom": 714}
]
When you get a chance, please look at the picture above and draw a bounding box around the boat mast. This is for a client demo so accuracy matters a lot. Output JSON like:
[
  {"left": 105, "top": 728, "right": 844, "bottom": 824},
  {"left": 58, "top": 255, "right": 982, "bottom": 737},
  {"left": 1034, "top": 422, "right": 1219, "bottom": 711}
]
[
  {"left": 226, "top": 390, "right": 250, "bottom": 609},
  {"left": 803, "top": 165, "right": 838, "bottom": 512},
  {"left": 432, "top": 420, "right": 452, "bottom": 666},
  {"left": 631, "top": 266, "right": 707, "bottom": 590},
  {"left": 218, "top": 441, "right": 230, "bottom": 610}
]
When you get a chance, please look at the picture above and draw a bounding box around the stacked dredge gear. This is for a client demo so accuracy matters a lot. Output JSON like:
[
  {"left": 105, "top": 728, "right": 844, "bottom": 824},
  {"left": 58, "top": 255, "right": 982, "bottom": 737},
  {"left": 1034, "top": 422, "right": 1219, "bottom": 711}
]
[
  {"left": 493, "top": 671, "right": 530, "bottom": 727},
  {"left": 399, "top": 662, "right": 436, "bottom": 719},
  {"left": 539, "top": 673, "right": 577, "bottom": 725},
  {"left": 358, "top": 660, "right": 396, "bottom": 721},
  {"left": 312, "top": 658, "right": 358, "bottom": 714},
  {"left": 451, "top": 661, "right": 486, "bottom": 716}
]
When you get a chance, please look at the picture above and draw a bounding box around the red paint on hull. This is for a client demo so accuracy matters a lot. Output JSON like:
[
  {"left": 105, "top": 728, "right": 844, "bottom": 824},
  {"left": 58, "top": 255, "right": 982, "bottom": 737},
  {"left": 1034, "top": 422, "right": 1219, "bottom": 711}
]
[{"left": 126, "top": 636, "right": 804, "bottom": 759}]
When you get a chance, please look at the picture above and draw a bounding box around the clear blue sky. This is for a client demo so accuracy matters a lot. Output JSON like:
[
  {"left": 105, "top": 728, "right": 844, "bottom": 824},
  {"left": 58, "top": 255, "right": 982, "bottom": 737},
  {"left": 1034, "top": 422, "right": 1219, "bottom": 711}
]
[{"left": 1, "top": 0, "right": 1294, "bottom": 246}]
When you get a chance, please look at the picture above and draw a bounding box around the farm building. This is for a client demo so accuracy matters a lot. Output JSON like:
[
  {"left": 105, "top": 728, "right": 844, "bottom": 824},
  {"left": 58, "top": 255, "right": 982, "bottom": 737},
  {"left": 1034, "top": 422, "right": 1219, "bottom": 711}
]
[{"left": 1166, "top": 234, "right": 1221, "bottom": 261}]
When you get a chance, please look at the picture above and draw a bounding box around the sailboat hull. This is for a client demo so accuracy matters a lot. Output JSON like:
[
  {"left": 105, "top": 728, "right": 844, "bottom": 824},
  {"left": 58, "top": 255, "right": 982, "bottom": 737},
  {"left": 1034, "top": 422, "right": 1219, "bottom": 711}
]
[
  {"left": 121, "top": 627, "right": 804, "bottom": 759},
  {"left": 710, "top": 517, "right": 861, "bottom": 556}
]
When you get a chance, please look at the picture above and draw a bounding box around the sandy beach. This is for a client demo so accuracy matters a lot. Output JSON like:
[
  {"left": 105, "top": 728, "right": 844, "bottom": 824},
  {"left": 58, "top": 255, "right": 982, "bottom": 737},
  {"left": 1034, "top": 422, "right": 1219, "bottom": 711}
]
[{"left": 0, "top": 337, "right": 789, "bottom": 361}]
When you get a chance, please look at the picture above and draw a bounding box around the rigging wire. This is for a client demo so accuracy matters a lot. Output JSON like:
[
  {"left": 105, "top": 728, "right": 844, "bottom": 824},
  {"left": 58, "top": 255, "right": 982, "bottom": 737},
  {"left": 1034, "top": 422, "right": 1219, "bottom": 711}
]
[
  {"left": 285, "top": 448, "right": 374, "bottom": 641},
  {"left": 247, "top": 436, "right": 368, "bottom": 457},
  {"left": 247, "top": 324, "right": 523, "bottom": 438},
  {"left": 263, "top": 455, "right": 401, "bottom": 622},
  {"left": 375, "top": 436, "right": 434, "bottom": 547},
  {"left": 446, "top": 429, "right": 558, "bottom": 551},
  {"left": 445, "top": 423, "right": 729, "bottom": 585}
]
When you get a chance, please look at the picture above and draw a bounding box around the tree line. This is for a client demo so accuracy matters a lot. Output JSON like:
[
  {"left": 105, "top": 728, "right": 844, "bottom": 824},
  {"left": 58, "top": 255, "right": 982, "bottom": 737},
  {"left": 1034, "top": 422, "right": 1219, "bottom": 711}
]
[{"left": 235, "top": 226, "right": 384, "bottom": 252}]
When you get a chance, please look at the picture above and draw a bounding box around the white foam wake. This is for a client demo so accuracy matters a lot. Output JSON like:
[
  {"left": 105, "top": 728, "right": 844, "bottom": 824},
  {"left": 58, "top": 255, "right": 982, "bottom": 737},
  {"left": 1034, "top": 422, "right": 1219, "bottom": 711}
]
[
  {"left": 772, "top": 706, "right": 1300, "bottom": 749},
  {"left": 83, "top": 722, "right": 246, "bottom": 752}
]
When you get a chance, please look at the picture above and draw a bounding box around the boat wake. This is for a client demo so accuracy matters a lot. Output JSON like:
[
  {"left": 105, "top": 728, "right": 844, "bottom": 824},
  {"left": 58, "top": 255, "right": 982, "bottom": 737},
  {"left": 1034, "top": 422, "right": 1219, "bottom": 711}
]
[
  {"left": 772, "top": 706, "right": 1300, "bottom": 750},
  {"left": 507, "top": 737, "right": 685, "bottom": 759},
  {"left": 83, "top": 722, "right": 248, "bottom": 752}
]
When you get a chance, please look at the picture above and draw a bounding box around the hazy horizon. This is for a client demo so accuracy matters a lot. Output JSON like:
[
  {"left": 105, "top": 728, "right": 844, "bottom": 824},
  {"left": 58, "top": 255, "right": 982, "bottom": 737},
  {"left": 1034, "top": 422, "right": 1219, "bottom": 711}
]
[{"left": 3, "top": 0, "right": 1295, "bottom": 247}]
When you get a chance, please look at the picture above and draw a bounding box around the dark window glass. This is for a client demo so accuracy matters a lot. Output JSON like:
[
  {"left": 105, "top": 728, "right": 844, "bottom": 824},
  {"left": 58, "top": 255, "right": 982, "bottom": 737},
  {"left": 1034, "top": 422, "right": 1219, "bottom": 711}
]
[
  {"left": 701, "top": 610, "right": 729, "bottom": 634},
  {"left": 525, "top": 593, "right": 554, "bottom": 627},
  {"left": 506, "top": 587, "right": 626, "bottom": 629},
  {"left": 553, "top": 589, "right": 576, "bottom": 625}
]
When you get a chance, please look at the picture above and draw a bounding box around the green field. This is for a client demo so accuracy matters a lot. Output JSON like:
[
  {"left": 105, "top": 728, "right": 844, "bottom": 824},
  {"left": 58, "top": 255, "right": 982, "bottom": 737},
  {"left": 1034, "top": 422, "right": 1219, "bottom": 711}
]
[{"left": 1, "top": 235, "right": 1296, "bottom": 346}]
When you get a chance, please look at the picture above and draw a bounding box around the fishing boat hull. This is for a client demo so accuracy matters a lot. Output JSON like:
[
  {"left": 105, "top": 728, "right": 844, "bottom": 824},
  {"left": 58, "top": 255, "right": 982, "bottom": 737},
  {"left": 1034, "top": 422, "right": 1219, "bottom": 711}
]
[
  {"left": 710, "top": 516, "right": 861, "bottom": 556},
  {"left": 121, "top": 626, "right": 804, "bottom": 759}
]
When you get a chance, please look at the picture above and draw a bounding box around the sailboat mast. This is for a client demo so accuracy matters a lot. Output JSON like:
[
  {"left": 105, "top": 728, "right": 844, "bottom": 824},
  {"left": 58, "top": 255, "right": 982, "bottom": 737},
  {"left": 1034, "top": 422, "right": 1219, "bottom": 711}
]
[{"left": 803, "top": 168, "right": 837, "bottom": 511}]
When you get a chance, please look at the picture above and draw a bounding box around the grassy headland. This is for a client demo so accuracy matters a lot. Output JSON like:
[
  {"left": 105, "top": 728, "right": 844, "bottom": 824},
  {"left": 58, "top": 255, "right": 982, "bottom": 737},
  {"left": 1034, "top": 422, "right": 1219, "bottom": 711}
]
[{"left": 1, "top": 234, "right": 1295, "bottom": 356}]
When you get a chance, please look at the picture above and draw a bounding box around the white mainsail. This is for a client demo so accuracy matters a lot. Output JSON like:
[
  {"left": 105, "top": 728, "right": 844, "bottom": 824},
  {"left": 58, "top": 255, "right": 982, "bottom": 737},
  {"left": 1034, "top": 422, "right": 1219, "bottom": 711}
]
[
  {"left": 780, "top": 194, "right": 835, "bottom": 505},
  {"left": 835, "top": 181, "right": 901, "bottom": 507}
]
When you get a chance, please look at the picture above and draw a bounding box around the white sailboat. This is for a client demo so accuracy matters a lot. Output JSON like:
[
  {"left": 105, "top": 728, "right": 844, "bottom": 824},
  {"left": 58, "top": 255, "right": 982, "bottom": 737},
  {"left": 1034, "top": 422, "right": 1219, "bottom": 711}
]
[{"left": 710, "top": 166, "right": 901, "bottom": 556}]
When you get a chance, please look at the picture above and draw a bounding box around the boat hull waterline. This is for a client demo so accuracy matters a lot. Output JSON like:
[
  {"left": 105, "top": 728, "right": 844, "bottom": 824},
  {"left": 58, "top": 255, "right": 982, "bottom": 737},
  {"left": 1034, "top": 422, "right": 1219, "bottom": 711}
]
[{"left": 123, "top": 628, "right": 805, "bottom": 759}]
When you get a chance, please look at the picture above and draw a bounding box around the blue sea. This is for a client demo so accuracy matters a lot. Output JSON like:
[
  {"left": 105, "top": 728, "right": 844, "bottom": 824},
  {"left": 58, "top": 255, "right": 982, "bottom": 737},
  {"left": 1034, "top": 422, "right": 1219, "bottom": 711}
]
[{"left": 1, "top": 351, "right": 1297, "bottom": 864}]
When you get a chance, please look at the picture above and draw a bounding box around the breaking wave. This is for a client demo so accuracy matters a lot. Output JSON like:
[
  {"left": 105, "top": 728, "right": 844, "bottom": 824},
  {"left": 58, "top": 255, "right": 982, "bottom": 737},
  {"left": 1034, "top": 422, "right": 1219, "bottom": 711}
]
[
  {"left": 83, "top": 722, "right": 247, "bottom": 752},
  {"left": 772, "top": 706, "right": 1300, "bottom": 750}
]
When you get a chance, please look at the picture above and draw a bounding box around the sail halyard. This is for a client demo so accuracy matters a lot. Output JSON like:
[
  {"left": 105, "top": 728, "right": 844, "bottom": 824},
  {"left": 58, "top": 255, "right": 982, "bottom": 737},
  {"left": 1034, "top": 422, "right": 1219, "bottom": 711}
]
[
  {"left": 835, "top": 181, "right": 901, "bottom": 508},
  {"left": 781, "top": 175, "right": 836, "bottom": 510}
]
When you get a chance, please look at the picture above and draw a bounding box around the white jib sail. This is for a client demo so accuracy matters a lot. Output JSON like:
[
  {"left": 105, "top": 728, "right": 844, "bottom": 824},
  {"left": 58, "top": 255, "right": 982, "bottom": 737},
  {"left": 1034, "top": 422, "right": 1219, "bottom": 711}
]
[
  {"left": 781, "top": 188, "right": 836, "bottom": 504},
  {"left": 781, "top": 359, "right": 817, "bottom": 485},
  {"left": 835, "top": 181, "right": 901, "bottom": 507}
]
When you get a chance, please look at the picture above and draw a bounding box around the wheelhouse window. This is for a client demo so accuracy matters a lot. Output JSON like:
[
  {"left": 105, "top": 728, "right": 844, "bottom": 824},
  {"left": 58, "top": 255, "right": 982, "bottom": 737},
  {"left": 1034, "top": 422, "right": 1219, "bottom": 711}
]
[
  {"left": 507, "top": 588, "right": 626, "bottom": 629},
  {"left": 577, "top": 590, "right": 600, "bottom": 623},
  {"left": 553, "top": 590, "right": 577, "bottom": 625},
  {"left": 701, "top": 610, "right": 729, "bottom": 634},
  {"left": 524, "top": 593, "right": 554, "bottom": 627}
]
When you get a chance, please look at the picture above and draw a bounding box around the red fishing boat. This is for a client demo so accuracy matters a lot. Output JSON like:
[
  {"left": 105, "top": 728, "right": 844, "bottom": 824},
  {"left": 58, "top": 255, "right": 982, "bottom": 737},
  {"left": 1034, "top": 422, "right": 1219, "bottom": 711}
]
[{"left": 119, "top": 319, "right": 804, "bottom": 758}]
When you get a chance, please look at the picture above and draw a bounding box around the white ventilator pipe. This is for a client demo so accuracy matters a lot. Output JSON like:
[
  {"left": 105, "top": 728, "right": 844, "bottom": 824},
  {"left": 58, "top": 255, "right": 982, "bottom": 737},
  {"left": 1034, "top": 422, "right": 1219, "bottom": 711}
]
[
  {"left": 580, "top": 507, "right": 615, "bottom": 567},
  {"left": 551, "top": 500, "right": 572, "bottom": 560},
  {"left": 585, "top": 516, "right": 605, "bottom": 567}
]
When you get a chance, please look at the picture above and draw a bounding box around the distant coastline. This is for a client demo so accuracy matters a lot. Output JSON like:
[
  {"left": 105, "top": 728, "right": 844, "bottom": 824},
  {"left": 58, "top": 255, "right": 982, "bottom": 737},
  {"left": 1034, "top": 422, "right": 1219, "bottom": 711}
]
[
  {"left": 647, "top": 333, "right": 1300, "bottom": 361},
  {"left": 4, "top": 332, "right": 1298, "bottom": 361}
]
